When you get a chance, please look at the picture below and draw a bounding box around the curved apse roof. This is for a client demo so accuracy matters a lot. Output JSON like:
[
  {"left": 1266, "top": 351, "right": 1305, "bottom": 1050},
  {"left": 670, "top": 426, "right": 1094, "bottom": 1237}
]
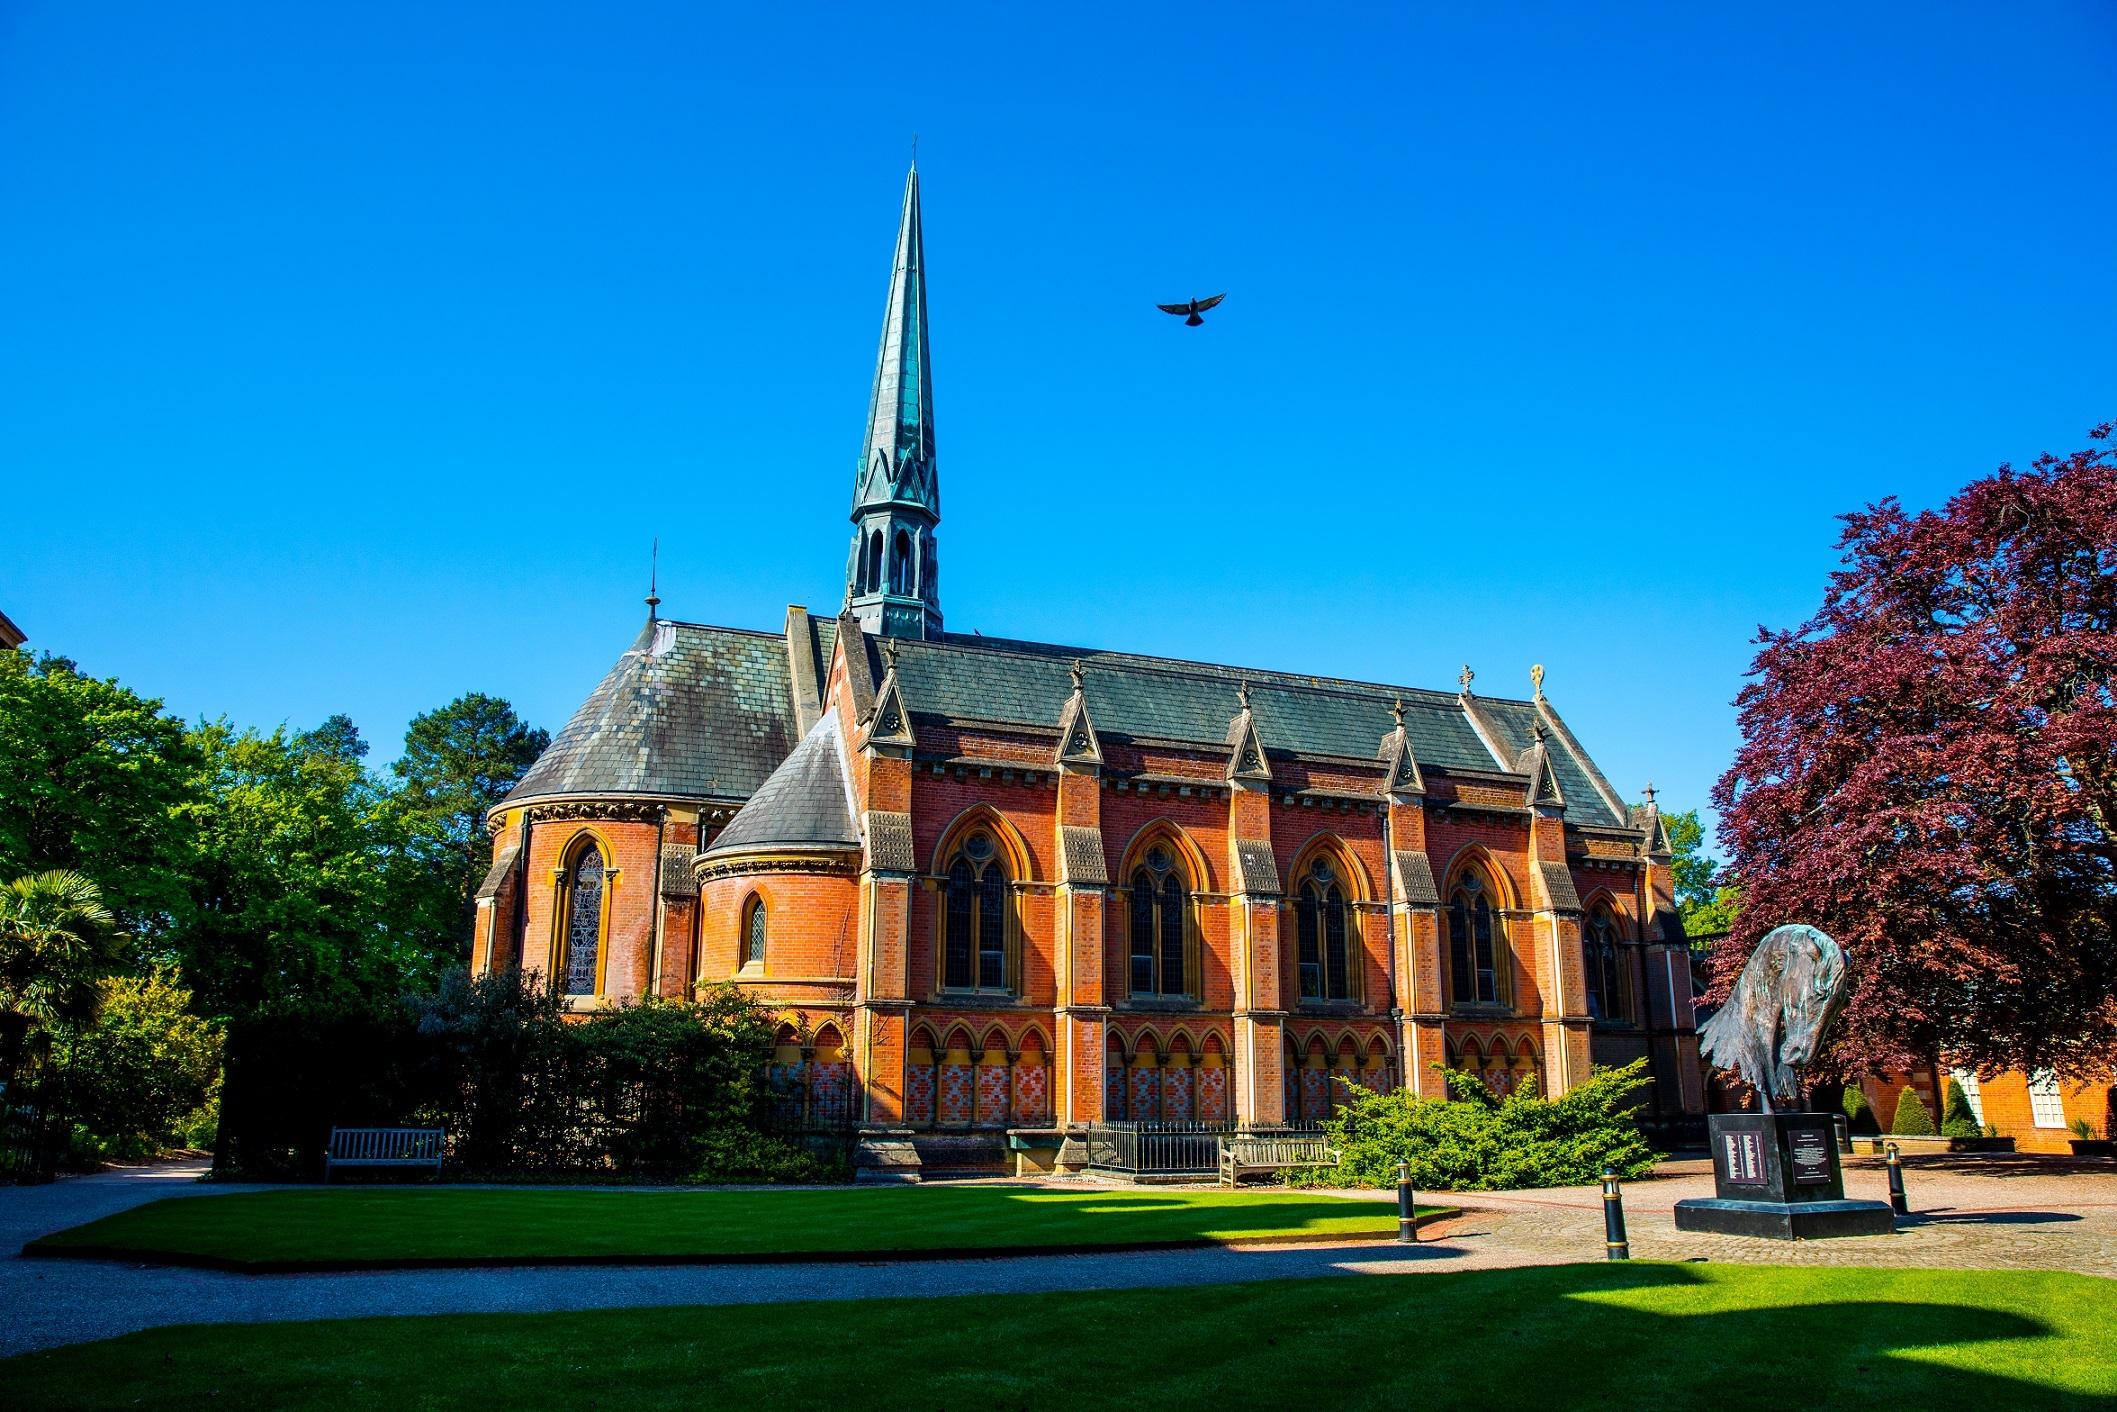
[
  {"left": 502, "top": 619, "right": 828, "bottom": 807},
  {"left": 702, "top": 714, "right": 859, "bottom": 856}
]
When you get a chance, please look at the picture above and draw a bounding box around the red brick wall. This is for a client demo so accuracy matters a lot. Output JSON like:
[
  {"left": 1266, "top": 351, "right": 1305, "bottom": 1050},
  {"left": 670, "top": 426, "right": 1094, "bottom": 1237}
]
[{"left": 519, "top": 817, "right": 662, "bottom": 1003}]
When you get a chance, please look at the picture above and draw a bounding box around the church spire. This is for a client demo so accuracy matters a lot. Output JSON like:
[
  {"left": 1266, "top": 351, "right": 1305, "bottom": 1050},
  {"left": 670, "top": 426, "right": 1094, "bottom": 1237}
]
[{"left": 844, "top": 163, "right": 943, "bottom": 640}]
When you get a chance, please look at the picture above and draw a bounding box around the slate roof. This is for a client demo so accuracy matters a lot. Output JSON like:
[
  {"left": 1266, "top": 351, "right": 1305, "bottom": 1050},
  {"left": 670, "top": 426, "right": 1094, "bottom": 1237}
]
[
  {"left": 505, "top": 616, "right": 1633, "bottom": 831},
  {"left": 702, "top": 715, "right": 859, "bottom": 856},
  {"left": 503, "top": 620, "right": 799, "bottom": 806},
  {"left": 878, "top": 632, "right": 1629, "bottom": 827}
]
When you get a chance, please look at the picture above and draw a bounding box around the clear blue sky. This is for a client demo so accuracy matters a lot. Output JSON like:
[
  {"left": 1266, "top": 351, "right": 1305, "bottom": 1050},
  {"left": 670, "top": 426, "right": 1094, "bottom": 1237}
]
[{"left": 4, "top": 4, "right": 2113, "bottom": 855}]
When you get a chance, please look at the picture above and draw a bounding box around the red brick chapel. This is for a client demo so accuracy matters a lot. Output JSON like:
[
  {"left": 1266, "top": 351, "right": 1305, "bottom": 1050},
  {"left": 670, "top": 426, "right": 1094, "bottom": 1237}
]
[{"left": 469, "top": 165, "right": 1706, "bottom": 1177}]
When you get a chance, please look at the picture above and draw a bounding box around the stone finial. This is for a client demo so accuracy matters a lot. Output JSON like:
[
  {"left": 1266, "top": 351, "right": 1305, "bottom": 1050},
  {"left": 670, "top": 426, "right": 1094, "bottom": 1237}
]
[
  {"left": 882, "top": 638, "right": 898, "bottom": 671},
  {"left": 1458, "top": 664, "right": 1474, "bottom": 695},
  {"left": 1391, "top": 696, "right": 1405, "bottom": 729},
  {"left": 1070, "top": 658, "right": 1085, "bottom": 692},
  {"left": 645, "top": 537, "right": 661, "bottom": 621},
  {"left": 1237, "top": 678, "right": 1252, "bottom": 710},
  {"left": 1531, "top": 663, "right": 1544, "bottom": 700},
  {"left": 1643, "top": 781, "right": 1658, "bottom": 807}
]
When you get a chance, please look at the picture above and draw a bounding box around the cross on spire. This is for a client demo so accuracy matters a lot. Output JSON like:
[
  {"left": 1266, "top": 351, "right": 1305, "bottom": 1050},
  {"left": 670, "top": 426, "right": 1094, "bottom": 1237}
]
[{"left": 1458, "top": 664, "right": 1475, "bottom": 695}]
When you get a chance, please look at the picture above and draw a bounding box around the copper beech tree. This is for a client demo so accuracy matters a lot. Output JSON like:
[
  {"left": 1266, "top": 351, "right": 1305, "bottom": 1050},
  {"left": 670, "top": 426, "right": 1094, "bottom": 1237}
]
[{"left": 1713, "top": 424, "right": 2116, "bottom": 1076}]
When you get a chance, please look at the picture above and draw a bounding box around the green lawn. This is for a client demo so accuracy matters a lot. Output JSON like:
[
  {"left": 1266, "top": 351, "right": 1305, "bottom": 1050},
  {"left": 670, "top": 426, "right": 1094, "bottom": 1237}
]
[
  {"left": 4, "top": 1265, "right": 2110, "bottom": 1410},
  {"left": 24, "top": 1185, "right": 1433, "bottom": 1269}
]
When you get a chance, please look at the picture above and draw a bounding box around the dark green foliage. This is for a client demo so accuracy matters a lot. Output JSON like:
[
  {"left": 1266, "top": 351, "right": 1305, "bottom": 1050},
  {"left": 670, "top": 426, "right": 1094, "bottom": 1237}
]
[
  {"left": 294, "top": 714, "right": 368, "bottom": 764},
  {"left": 175, "top": 724, "right": 432, "bottom": 1020},
  {"left": 1317, "top": 1060, "right": 1659, "bottom": 1191},
  {"left": 1891, "top": 1088, "right": 1937, "bottom": 1136},
  {"left": 1843, "top": 1084, "right": 1881, "bottom": 1136},
  {"left": 1941, "top": 1079, "right": 1982, "bottom": 1138},
  {"left": 215, "top": 973, "right": 829, "bottom": 1182},
  {"left": 0, "top": 652, "right": 200, "bottom": 942},
  {"left": 56, "top": 969, "right": 221, "bottom": 1163},
  {"left": 391, "top": 694, "right": 549, "bottom": 962}
]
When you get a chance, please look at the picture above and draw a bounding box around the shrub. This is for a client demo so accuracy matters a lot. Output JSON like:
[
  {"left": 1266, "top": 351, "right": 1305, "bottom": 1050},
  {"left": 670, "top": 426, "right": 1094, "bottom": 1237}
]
[
  {"left": 1842, "top": 1084, "right": 1880, "bottom": 1136},
  {"left": 1940, "top": 1079, "right": 1981, "bottom": 1138},
  {"left": 1315, "top": 1059, "right": 1659, "bottom": 1191},
  {"left": 1890, "top": 1088, "right": 1936, "bottom": 1136},
  {"left": 56, "top": 969, "right": 222, "bottom": 1165},
  {"left": 213, "top": 970, "right": 822, "bottom": 1182}
]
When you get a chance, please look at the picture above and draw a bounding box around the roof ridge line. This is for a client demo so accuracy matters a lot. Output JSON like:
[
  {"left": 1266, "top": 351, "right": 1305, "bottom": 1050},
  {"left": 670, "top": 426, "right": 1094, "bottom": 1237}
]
[{"left": 924, "top": 632, "right": 1516, "bottom": 706}]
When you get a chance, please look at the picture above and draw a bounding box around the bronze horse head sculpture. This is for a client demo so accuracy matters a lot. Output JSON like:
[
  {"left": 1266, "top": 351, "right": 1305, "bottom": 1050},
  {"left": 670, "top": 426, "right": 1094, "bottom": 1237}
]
[{"left": 1696, "top": 923, "right": 1849, "bottom": 1113}]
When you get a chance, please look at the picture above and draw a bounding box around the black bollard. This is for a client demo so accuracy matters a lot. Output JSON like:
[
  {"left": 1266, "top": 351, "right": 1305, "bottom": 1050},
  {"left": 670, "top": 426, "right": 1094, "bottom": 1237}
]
[
  {"left": 1885, "top": 1141, "right": 1909, "bottom": 1217},
  {"left": 1396, "top": 1159, "right": 1418, "bottom": 1244},
  {"left": 1834, "top": 1112, "right": 1852, "bottom": 1154},
  {"left": 1602, "top": 1165, "right": 1630, "bottom": 1260}
]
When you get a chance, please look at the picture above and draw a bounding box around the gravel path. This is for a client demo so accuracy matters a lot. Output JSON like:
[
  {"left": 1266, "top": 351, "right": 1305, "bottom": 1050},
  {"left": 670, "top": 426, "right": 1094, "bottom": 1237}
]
[{"left": 4, "top": 1154, "right": 2111, "bottom": 1359}]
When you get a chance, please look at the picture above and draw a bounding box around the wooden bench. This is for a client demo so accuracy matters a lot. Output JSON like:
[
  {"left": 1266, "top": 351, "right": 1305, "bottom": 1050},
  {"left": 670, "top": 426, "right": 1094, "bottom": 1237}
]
[
  {"left": 324, "top": 1126, "right": 445, "bottom": 1181},
  {"left": 1219, "top": 1132, "right": 1339, "bottom": 1187}
]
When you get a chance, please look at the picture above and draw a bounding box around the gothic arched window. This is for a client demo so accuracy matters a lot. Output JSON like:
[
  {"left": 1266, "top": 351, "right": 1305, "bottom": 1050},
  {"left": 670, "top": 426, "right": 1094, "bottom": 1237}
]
[
  {"left": 743, "top": 894, "right": 767, "bottom": 967},
  {"left": 941, "top": 830, "right": 1011, "bottom": 993},
  {"left": 890, "top": 530, "right": 913, "bottom": 595},
  {"left": 1127, "top": 843, "right": 1191, "bottom": 998},
  {"left": 1583, "top": 908, "right": 1627, "bottom": 1022},
  {"left": 1293, "top": 855, "right": 1356, "bottom": 1002},
  {"left": 865, "top": 530, "right": 884, "bottom": 595},
  {"left": 561, "top": 841, "right": 605, "bottom": 996},
  {"left": 1448, "top": 870, "right": 1502, "bottom": 1007}
]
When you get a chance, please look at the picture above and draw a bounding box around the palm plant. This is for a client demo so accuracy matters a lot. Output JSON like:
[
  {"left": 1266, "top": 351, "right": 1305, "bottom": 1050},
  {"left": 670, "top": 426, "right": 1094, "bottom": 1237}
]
[{"left": 0, "top": 870, "right": 122, "bottom": 1035}]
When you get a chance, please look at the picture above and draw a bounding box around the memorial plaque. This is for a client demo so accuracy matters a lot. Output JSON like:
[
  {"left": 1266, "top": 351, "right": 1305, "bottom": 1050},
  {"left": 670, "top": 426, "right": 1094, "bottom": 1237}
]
[
  {"left": 1720, "top": 1129, "right": 1766, "bottom": 1185},
  {"left": 1790, "top": 1127, "right": 1832, "bottom": 1185}
]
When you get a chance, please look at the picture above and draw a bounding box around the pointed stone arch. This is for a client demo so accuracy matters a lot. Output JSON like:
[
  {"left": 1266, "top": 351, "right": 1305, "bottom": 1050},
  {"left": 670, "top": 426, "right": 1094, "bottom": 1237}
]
[
  {"left": 1116, "top": 819, "right": 1215, "bottom": 893},
  {"left": 1438, "top": 844, "right": 1522, "bottom": 911},
  {"left": 1284, "top": 831, "right": 1375, "bottom": 901},
  {"left": 928, "top": 804, "right": 1037, "bottom": 881}
]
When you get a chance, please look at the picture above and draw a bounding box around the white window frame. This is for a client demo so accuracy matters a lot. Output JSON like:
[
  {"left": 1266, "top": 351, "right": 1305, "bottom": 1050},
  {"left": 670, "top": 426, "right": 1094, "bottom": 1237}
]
[{"left": 2027, "top": 1070, "right": 2067, "bottom": 1128}]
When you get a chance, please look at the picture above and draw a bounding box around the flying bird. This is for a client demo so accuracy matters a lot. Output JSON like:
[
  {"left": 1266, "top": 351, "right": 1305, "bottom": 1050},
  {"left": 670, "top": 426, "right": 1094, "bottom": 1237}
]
[{"left": 1157, "top": 293, "right": 1226, "bottom": 327}]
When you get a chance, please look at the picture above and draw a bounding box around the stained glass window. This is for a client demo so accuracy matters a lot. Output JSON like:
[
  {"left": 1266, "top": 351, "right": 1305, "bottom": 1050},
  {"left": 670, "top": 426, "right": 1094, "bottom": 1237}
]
[
  {"left": 1296, "top": 858, "right": 1352, "bottom": 1001},
  {"left": 944, "top": 858, "right": 974, "bottom": 989},
  {"left": 1584, "top": 910, "right": 1625, "bottom": 1022},
  {"left": 564, "top": 845, "right": 604, "bottom": 996},
  {"left": 745, "top": 896, "right": 767, "bottom": 966},
  {"left": 942, "top": 833, "right": 1010, "bottom": 994},
  {"left": 1129, "top": 869, "right": 1157, "bottom": 995},
  {"left": 976, "top": 864, "right": 1005, "bottom": 988},
  {"left": 1449, "top": 872, "right": 1499, "bottom": 1006},
  {"left": 1158, "top": 873, "right": 1186, "bottom": 996},
  {"left": 1126, "top": 846, "right": 1190, "bottom": 998},
  {"left": 1296, "top": 889, "right": 1321, "bottom": 999}
]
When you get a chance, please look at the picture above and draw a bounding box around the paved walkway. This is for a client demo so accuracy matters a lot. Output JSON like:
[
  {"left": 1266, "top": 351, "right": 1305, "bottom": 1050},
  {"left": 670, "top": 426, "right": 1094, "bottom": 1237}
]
[{"left": 3, "top": 1155, "right": 2111, "bottom": 1358}]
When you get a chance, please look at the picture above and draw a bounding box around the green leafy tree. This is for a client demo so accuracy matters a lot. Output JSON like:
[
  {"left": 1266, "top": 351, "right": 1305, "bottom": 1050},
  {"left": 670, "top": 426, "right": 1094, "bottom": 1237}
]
[
  {"left": 294, "top": 713, "right": 368, "bottom": 765},
  {"left": 58, "top": 967, "right": 222, "bottom": 1159},
  {"left": 1890, "top": 1088, "right": 1936, "bottom": 1136},
  {"left": 0, "top": 870, "right": 123, "bottom": 1037},
  {"left": 391, "top": 694, "right": 548, "bottom": 960},
  {"left": 0, "top": 652, "right": 199, "bottom": 940},
  {"left": 173, "top": 724, "right": 426, "bottom": 1021}
]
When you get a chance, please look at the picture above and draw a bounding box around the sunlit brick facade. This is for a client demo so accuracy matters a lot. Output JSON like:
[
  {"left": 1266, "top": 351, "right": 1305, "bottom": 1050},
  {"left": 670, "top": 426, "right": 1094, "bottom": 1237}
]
[{"left": 471, "top": 166, "right": 1705, "bottom": 1174}]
